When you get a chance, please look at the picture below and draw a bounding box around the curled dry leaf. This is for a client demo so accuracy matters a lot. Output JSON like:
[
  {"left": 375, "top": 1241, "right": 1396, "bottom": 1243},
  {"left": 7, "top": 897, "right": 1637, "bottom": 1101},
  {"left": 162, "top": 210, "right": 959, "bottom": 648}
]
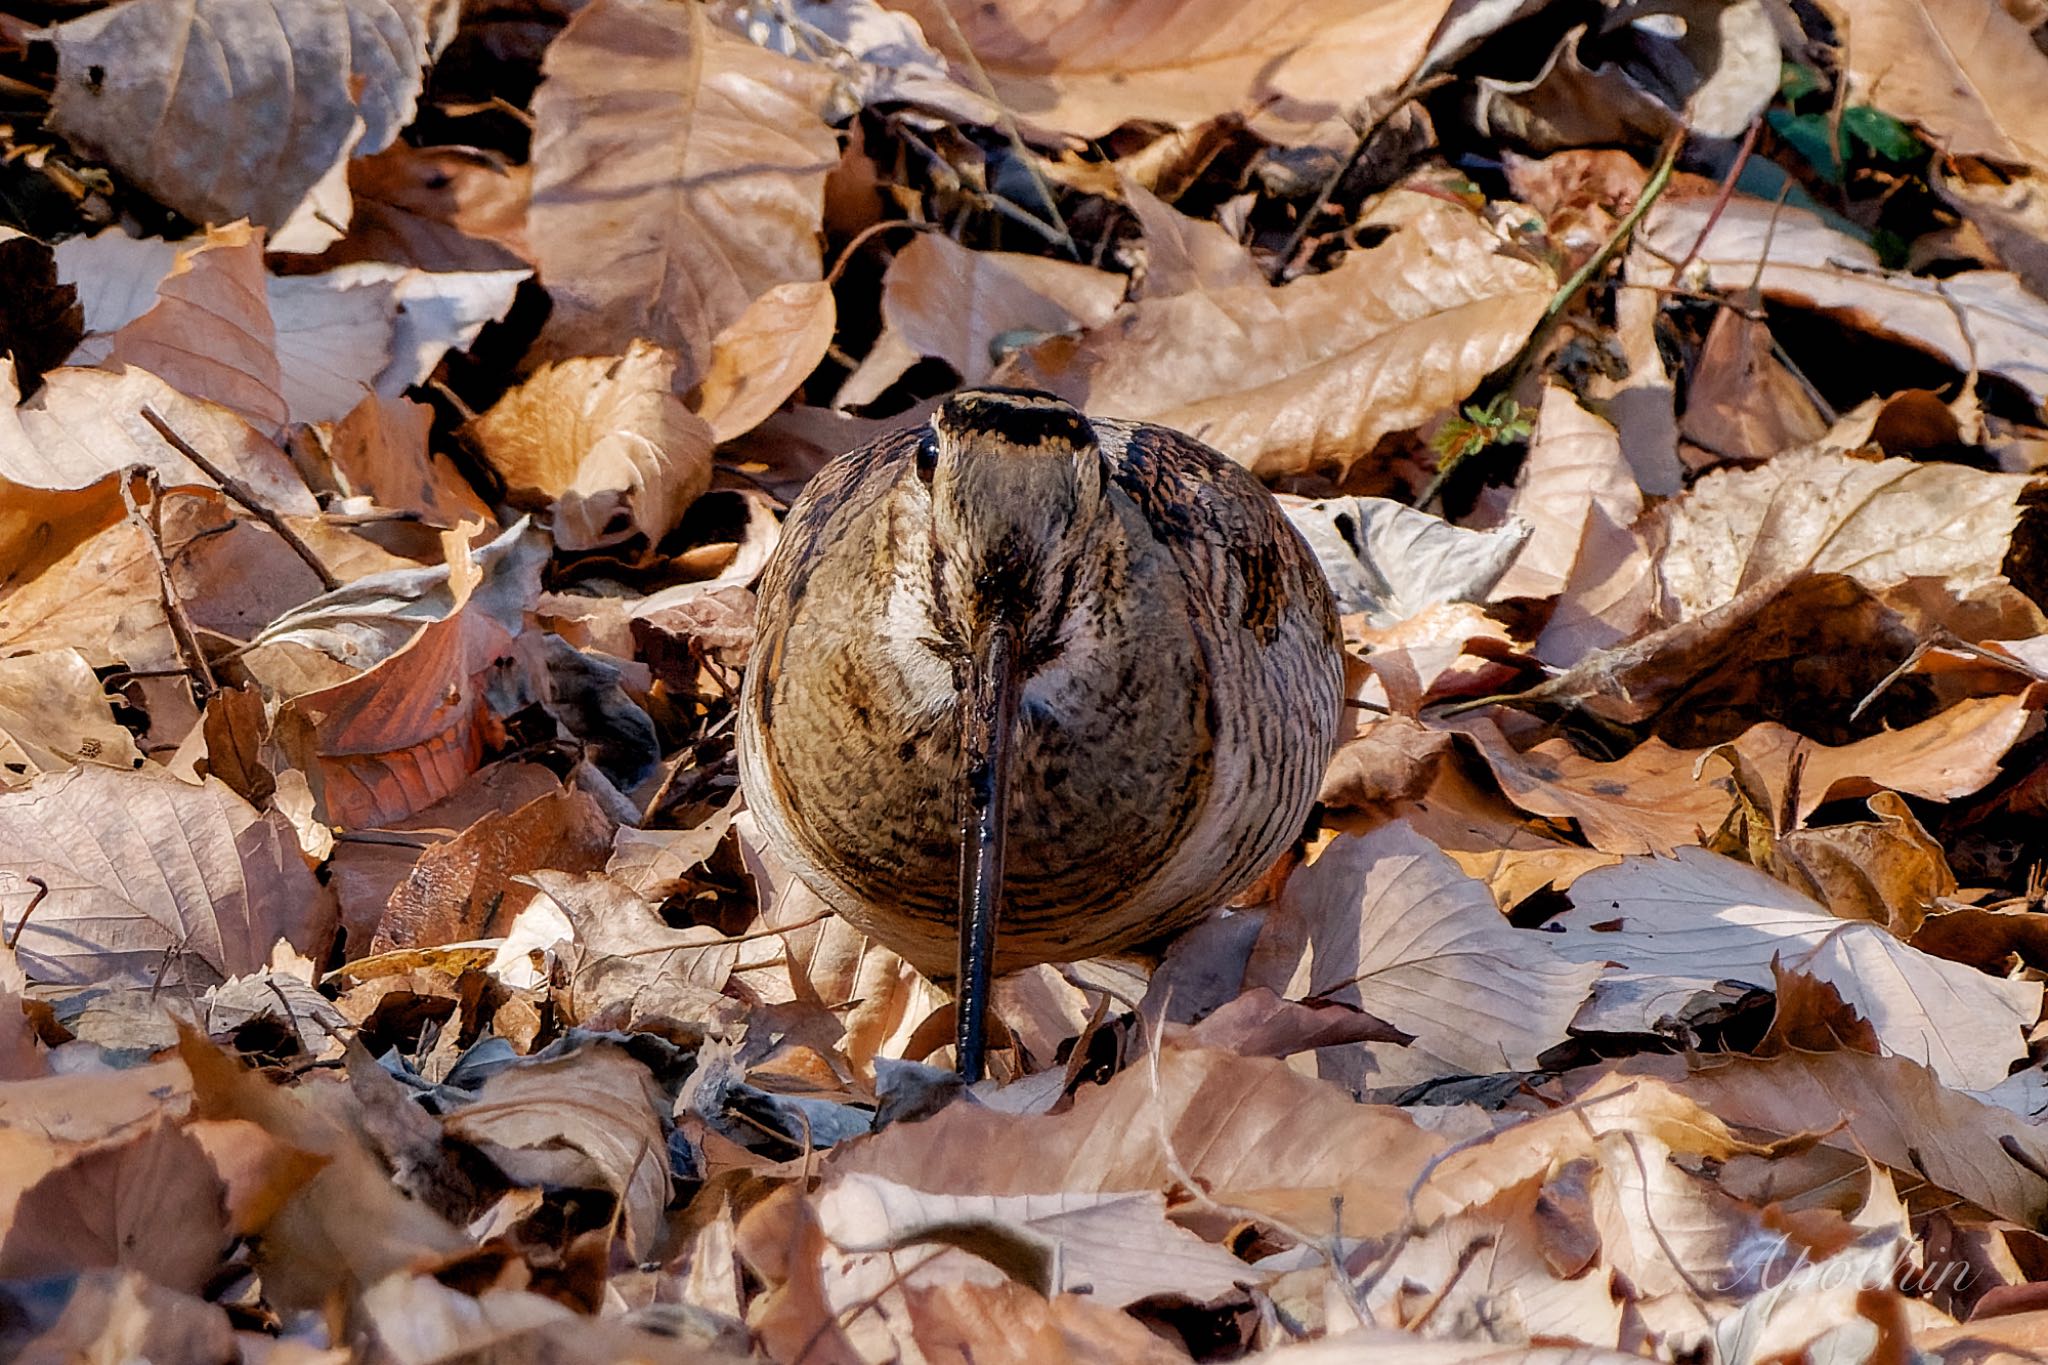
[
  {"left": 442, "top": 1039, "right": 671, "bottom": 1261},
  {"left": 693, "top": 281, "right": 838, "bottom": 444},
  {"left": 813, "top": 1173, "right": 1256, "bottom": 1308},
  {"left": 43, "top": 0, "right": 440, "bottom": 245},
  {"left": 831, "top": 1041, "right": 1443, "bottom": 1237},
  {"left": 0, "top": 648, "right": 143, "bottom": 785},
  {"left": 307, "top": 143, "right": 534, "bottom": 273},
  {"left": 324, "top": 393, "right": 493, "bottom": 531},
  {"left": 529, "top": 0, "right": 839, "bottom": 386},
  {"left": 0, "top": 765, "right": 333, "bottom": 989},
  {"left": 370, "top": 787, "right": 615, "bottom": 954},
  {"left": 891, "top": 0, "right": 1450, "bottom": 138},
  {"left": 1555, "top": 849, "right": 2038, "bottom": 1089},
  {"left": 0, "top": 1119, "right": 229, "bottom": 1294},
  {"left": 1629, "top": 1050, "right": 2048, "bottom": 1226},
  {"left": 1822, "top": 0, "right": 2048, "bottom": 175},
  {"left": 465, "top": 341, "right": 714, "bottom": 549},
  {"left": 1446, "top": 716, "right": 1734, "bottom": 856},
  {"left": 95, "top": 224, "right": 288, "bottom": 438},
  {"left": 1646, "top": 197, "right": 2048, "bottom": 406},
  {"left": 1006, "top": 206, "right": 1553, "bottom": 476},
  {"left": 838, "top": 234, "right": 1125, "bottom": 408},
  {"left": 1247, "top": 822, "right": 1602, "bottom": 1090},
  {"left": 1652, "top": 445, "right": 2035, "bottom": 622},
  {"left": 1283, "top": 494, "right": 1531, "bottom": 624},
  {"left": 525, "top": 869, "right": 741, "bottom": 1027}
]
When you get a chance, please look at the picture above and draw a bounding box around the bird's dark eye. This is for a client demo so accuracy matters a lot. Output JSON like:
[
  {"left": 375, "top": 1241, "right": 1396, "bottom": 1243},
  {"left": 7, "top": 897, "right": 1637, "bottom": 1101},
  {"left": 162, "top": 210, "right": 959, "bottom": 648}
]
[{"left": 914, "top": 432, "right": 938, "bottom": 485}]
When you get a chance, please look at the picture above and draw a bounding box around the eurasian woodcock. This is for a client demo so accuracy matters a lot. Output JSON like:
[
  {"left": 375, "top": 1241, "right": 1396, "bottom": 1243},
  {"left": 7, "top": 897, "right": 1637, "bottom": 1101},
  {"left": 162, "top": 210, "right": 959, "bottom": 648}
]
[{"left": 737, "top": 388, "right": 1343, "bottom": 1079}]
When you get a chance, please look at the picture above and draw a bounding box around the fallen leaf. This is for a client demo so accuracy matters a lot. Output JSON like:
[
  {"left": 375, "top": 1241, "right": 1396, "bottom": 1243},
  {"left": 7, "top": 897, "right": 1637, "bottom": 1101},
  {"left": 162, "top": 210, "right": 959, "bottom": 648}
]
[
  {"left": 528, "top": 870, "right": 740, "bottom": 1028},
  {"left": 814, "top": 1172, "right": 1256, "bottom": 1307},
  {"left": 529, "top": 0, "right": 839, "bottom": 387},
  {"left": 0, "top": 765, "right": 333, "bottom": 989},
  {"left": 837, "top": 234, "right": 1124, "bottom": 407},
  {"left": 1490, "top": 385, "right": 1641, "bottom": 605},
  {"left": 1004, "top": 205, "right": 1553, "bottom": 477},
  {"left": 302, "top": 143, "right": 533, "bottom": 273},
  {"left": 1283, "top": 495, "right": 1531, "bottom": 624},
  {"left": 1652, "top": 445, "right": 2035, "bottom": 622},
  {"left": 1646, "top": 196, "right": 2048, "bottom": 406},
  {"left": 43, "top": 0, "right": 440, "bottom": 245},
  {"left": 1822, "top": 0, "right": 2048, "bottom": 174},
  {"left": 1247, "top": 822, "right": 1603, "bottom": 1090},
  {"left": 831, "top": 1041, "right": 1444, "bottom": 1236},
  {"left": 0, "top": 648, "right": 143, "bottom": 785},
  {"left": 370, "top": 787, "right": 614, "bottom": 953},
  {"left": 891, "top": 0, "right": 1450, "bottom": 138},
  {"left": 1446, "top": 717, "right": 1734, "bottom": 856},
  {"left": 443, "top": 1038, "right": 671, "bottom": 1260},
  {"left": 464, "top": 341, "right": 714, "bottom": 549},
  {"left": 693, "top": 281, "right": 838, "bottom": 444},
  {"left": 1629, "top": 1049, "right": 2048, "bottom": 1225},
  {"left": 1554, "top": 848, "right": 2038, "bottom": 1089}
]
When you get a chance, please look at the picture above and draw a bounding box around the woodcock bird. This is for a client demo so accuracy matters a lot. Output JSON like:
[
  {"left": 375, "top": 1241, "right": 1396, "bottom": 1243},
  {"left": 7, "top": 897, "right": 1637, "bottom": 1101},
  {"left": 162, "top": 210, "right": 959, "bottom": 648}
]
[{"left": 737, "top": 388, "right": 1343, "bottom": 1079}]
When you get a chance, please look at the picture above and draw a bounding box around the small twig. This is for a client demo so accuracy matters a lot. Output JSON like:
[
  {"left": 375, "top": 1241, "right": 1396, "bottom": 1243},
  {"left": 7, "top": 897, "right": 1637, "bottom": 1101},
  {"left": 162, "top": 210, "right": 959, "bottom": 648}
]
[
  {"left": 5, "top": 876, "right": 48, "bottom": 950},
  {"left": 1419, "top": 130, "right": 1684, "bottom": 511},
  {"left": 922, "top": 4, "right": 1079, "bottom": 260},
  {"left": 1268, "top": 72, "right": 1455, "bottom": 285},
  {"left": 139, "top": 406, "right": 340, "bottom": 591},
  {"left": 824, "top": 219, "right": 939, "bottom": 288},
  {"left": 120, "top": 468, "right": 216, "bottom": 701},
  {"left": 1666, "top": 112, "right": 1764, "bottom": 286}
]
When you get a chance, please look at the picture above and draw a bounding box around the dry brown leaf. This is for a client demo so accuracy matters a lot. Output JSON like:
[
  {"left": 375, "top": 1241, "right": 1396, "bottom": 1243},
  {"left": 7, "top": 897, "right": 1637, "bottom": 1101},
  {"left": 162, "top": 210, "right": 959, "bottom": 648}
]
[
  {"left": 831, "top": 1041, "right": 1443, "bottom": 1236},
  {"left": 44, "top": 0, "right": 438, "bottom": 245},
  {"left": 1774, "top": 791, "right": 1955, "bottom": 934},
  {"left": 1, "top": 361, "right": 314, "bottom": 519},
  {"left": 1446, "top": 717, "right": 1735, "bottom": 856},
  {"left": 1005, "top": 206, "right": 1553, "bottom": 476},
  {"left": 97, "top": 224, "right": 288, "bottom": 438},
  {"left": 813, "top": 1173, "right": 1256, "bottom": 1308},
  {"left": 694, "top": 281, "right": 838, "bottom": 444},
  {"left": 524, "top": 869, "right": 741, "bottom": 1028},
  {"left": 1317, "top": 714, "right": 1455, "bottom": 812},
  {"left": 465, "top": 341, "right": 713, "bottom": 549},
  {"left": 1507, "top": 572, "right": 1928, "bottom": 748},
  {"left": 1823, "top": 0, "right": 2048, "bottom": 174},
  {"left": 0, "top": 648, "right": 142, "bottom": 785},
  {"left": 1248, "top": 823, "right": 1601, "bottom": 1090},
  {"left": 370, "top": 787, "right": 615, "bottom": 953},
  {"left": 1554, "top": 848, "right": 2038, "bottom": 1088},
  {"left": 303, "top": 143, "right": 533, "bottom": 273},
  {"left": 1647, "top": 196, "right": 2048, "bottom": 405},
  {"left": 442, "top": 1039, "right": 671, "bottom": 1261},
  {"left": 1676, "top": 304, "right": 1830, "bottom": 468},
  {"left": 889, "top": 0, "right": 1449, "bottom": 138},
  {"left": 178, "top": 1031, "right": 468, "bottom": 1312},
  {"left": 0, "top": 1268, "right": 236, "bottom": 1364},
  {"left": 529, "top": 0, "right": 839, "bottom": 386},
  {"left": 837, "top": 234, "right": 1124, "bottom": 407},
  {"left": 0, "top": 1119, "right": 228, "bottom": 1292},
  {"left": 0, "top": 765, "right": 333, "bottom": 989},
  {"left": 1652, "top": 445, "right": 2035, "bottom": 622},
  {"left": 1491, "top": 385, "right": 1642, "bottom": 605},
  {"left": 323, "top": 393, "right": 493, "bottom": 530},
  {"left": 1728, "top": 691, "right": 2040, "bottom": 823},
  {"left": 1628, "top": 1049, "right": 2048, "bottom": 1226}
]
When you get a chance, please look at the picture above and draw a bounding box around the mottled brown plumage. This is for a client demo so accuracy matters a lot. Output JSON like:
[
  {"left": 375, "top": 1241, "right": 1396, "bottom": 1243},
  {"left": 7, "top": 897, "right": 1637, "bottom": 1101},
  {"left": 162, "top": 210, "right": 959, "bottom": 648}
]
[{"left": 737, "top": 389, "right": 1343, "bottom": 1075}]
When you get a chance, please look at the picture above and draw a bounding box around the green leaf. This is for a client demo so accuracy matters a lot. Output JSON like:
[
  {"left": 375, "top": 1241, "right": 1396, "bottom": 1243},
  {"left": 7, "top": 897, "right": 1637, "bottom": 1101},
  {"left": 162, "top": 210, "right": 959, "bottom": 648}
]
[
  {"left": 1841, "top": 105, "right": 1923, "bottom": 162},
  {"left": 1768, "top": 109, "right": 1842, "bottom": 182},
  {"left": 1779, "top": 61, "right": 1824, "bottom": 103}
]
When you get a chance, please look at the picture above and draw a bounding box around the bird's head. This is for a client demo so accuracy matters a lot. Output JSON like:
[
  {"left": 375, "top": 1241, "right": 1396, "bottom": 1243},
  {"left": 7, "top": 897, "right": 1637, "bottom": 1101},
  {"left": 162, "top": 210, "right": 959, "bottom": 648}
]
[{"left": 920, "top": 388, "right": 1109, "bottom": 656}]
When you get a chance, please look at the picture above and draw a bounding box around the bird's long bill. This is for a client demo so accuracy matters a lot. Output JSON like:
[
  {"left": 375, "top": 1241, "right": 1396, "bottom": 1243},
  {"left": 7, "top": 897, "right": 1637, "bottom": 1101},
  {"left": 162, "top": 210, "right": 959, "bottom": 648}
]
[{"left": 955, "top": 622, "right": 1021, "bottom": 1082}]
